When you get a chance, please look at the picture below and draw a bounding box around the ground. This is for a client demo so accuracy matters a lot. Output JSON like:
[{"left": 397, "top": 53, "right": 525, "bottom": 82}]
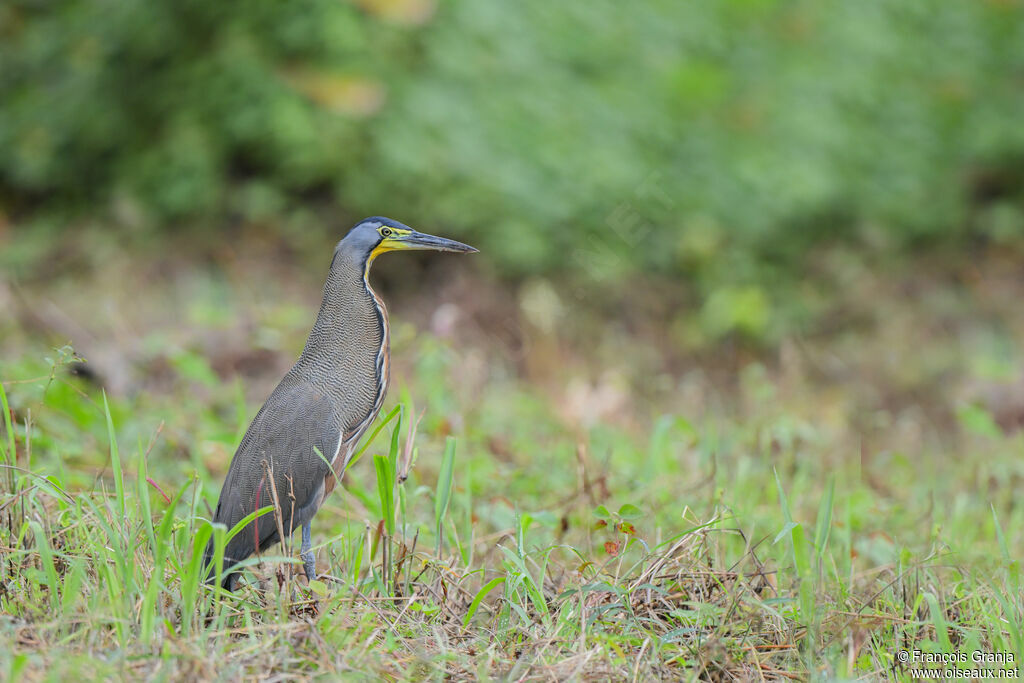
[{"left": 1, "top": 229, "right": 1023, "bottom": 680}]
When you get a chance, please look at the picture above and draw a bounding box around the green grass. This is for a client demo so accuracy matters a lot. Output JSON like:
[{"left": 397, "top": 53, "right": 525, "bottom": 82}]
[
  {"left": 2, "top": 234, "right": 1023, "bottom": 679},
  {"left": 1, "top": 335, "right": 1022, "bottom": 681}
]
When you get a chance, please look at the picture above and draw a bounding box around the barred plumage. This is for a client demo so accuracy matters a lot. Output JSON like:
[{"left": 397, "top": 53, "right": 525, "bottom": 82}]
[{"left": 203, "top": 217, "right": 476, "bottom": 589}]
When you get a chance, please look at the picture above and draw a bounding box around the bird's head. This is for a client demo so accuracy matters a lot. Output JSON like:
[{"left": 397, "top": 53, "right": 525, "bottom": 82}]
[{"left": 339, "top": 217, "right": 478, "bottom": 267}]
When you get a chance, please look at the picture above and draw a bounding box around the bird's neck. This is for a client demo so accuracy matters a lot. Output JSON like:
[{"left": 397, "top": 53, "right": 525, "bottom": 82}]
[{"left": 297, "top": 252, "right": 388, "bottom": 372}]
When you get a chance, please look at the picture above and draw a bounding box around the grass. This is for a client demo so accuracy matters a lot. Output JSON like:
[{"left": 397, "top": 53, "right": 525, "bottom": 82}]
[
  {"left": 1, "top": 339, "right": 1022, "bottom": 681},
  {"left": 1, "top": 234, "right": 1024, "bottom": 679}
]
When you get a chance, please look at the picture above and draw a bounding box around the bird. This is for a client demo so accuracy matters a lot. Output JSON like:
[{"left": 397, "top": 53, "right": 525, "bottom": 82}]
[{"left": 203, "top": 217, "right": 477, "bottom": 589}]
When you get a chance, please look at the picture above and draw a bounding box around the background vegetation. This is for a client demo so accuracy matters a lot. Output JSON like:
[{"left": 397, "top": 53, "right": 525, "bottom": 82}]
[
  {"left": 2, "top": 0, "right": 1024, "bottom": 679},
  {"left": 5, "top": 1, "right": 1024, "bottom": 306}
]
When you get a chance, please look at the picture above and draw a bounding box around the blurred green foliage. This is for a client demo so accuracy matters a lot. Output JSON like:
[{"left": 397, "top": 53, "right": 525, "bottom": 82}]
[{"left": 2, "top": 0, "right": 1024, "bottom": 290}]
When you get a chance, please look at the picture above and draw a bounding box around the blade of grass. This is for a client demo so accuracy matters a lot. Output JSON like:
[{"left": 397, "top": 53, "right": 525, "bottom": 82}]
[
  {"left": 1, "top": 381, "right": 17, "bottom": 493},
  {"left": 434, "top": 436, "right": 456, "bottom": 555},
  {"left": 348, "top": 405, "right": 401, "bottom": 468},
  {"left": 374, "top": 454, "right": 395, "bottom": 538},
  {"left": 180, "top": 521, "right": 214, "bottom": 636},
  {"left": 992, "top": 504, "right": 1020, "bottom": 594},
  {"left": 28, "top": 520, "right": 60, "bottom": 613},
  {"left": 813, "top": 476, "right": 835, "bottom": 562},
  {"left": 500, "top": 546, "right": 549, "bottom": 618},
  {"left": 102, "top": 392, "right": 125, "bottom": 523},
  {"left": 464, "top": 576, "right": 505, "bottom": 627},
  {"left": 141, "top": 480, "right": 189, "bottom": 642},
  {"left": 373, "top": 453, "right": 395, "bottom": 594},
  {"left": 923, "top": 592, "right": 953, "bottom": 653},
  {"left": 136, "top": 437, "right": 156, "bottom": 567}
]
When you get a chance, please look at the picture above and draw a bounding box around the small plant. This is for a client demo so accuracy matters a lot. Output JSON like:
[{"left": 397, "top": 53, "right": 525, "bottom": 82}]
[{"left": 593, "top": 503, "right": 644, "bottom": 557}]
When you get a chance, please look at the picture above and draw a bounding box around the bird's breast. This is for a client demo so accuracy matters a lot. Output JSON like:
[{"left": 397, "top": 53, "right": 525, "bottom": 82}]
[
  {"left": 354, "top": 286, "right": 390, "bottom": 439},
  {"left": 298, "top": 264, "right": 392, "bottom": 475}
]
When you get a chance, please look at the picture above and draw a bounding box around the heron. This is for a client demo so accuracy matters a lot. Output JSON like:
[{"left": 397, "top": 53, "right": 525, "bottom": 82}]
[{"left": 203, "top": 217, "right": 477, "bottom": 589}]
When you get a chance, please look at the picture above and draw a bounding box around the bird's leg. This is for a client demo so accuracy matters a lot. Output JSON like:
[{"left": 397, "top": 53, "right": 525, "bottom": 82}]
[{"left": 300, "top": 522, "right": 317, "bottom": 581}]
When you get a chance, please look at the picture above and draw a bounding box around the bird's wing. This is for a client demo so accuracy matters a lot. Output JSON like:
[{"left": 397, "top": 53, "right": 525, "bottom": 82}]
[{"left": 212, "top": 377, "right": 340, "bottom": 567}]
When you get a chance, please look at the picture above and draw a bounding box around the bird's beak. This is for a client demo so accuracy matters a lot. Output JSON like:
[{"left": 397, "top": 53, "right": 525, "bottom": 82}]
[{"left": 387, "top": 230, "right": 479, "bottom": 254}]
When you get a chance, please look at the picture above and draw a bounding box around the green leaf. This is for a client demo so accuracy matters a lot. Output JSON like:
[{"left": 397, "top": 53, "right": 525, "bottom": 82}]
[{"left": 618, "top": 503, "right": 643, "bottom": 520}]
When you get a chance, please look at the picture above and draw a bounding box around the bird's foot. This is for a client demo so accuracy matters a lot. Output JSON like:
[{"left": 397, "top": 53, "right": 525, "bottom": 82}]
[
  {"left": 301, "top": 551, "right": 317, "bottom": 582},
  {"left": 299, "top": 522, "right": 317, "bottom": 581}
]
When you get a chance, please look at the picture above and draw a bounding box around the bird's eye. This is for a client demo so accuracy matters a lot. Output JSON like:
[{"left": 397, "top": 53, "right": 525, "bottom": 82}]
[{"left": 380, "top": 227, "right": 393, "bottom": 237}]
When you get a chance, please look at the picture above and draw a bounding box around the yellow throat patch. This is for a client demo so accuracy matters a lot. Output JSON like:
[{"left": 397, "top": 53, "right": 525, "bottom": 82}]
[{"left": 368, "top": 227, "right": 415, "bottom": 262}]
